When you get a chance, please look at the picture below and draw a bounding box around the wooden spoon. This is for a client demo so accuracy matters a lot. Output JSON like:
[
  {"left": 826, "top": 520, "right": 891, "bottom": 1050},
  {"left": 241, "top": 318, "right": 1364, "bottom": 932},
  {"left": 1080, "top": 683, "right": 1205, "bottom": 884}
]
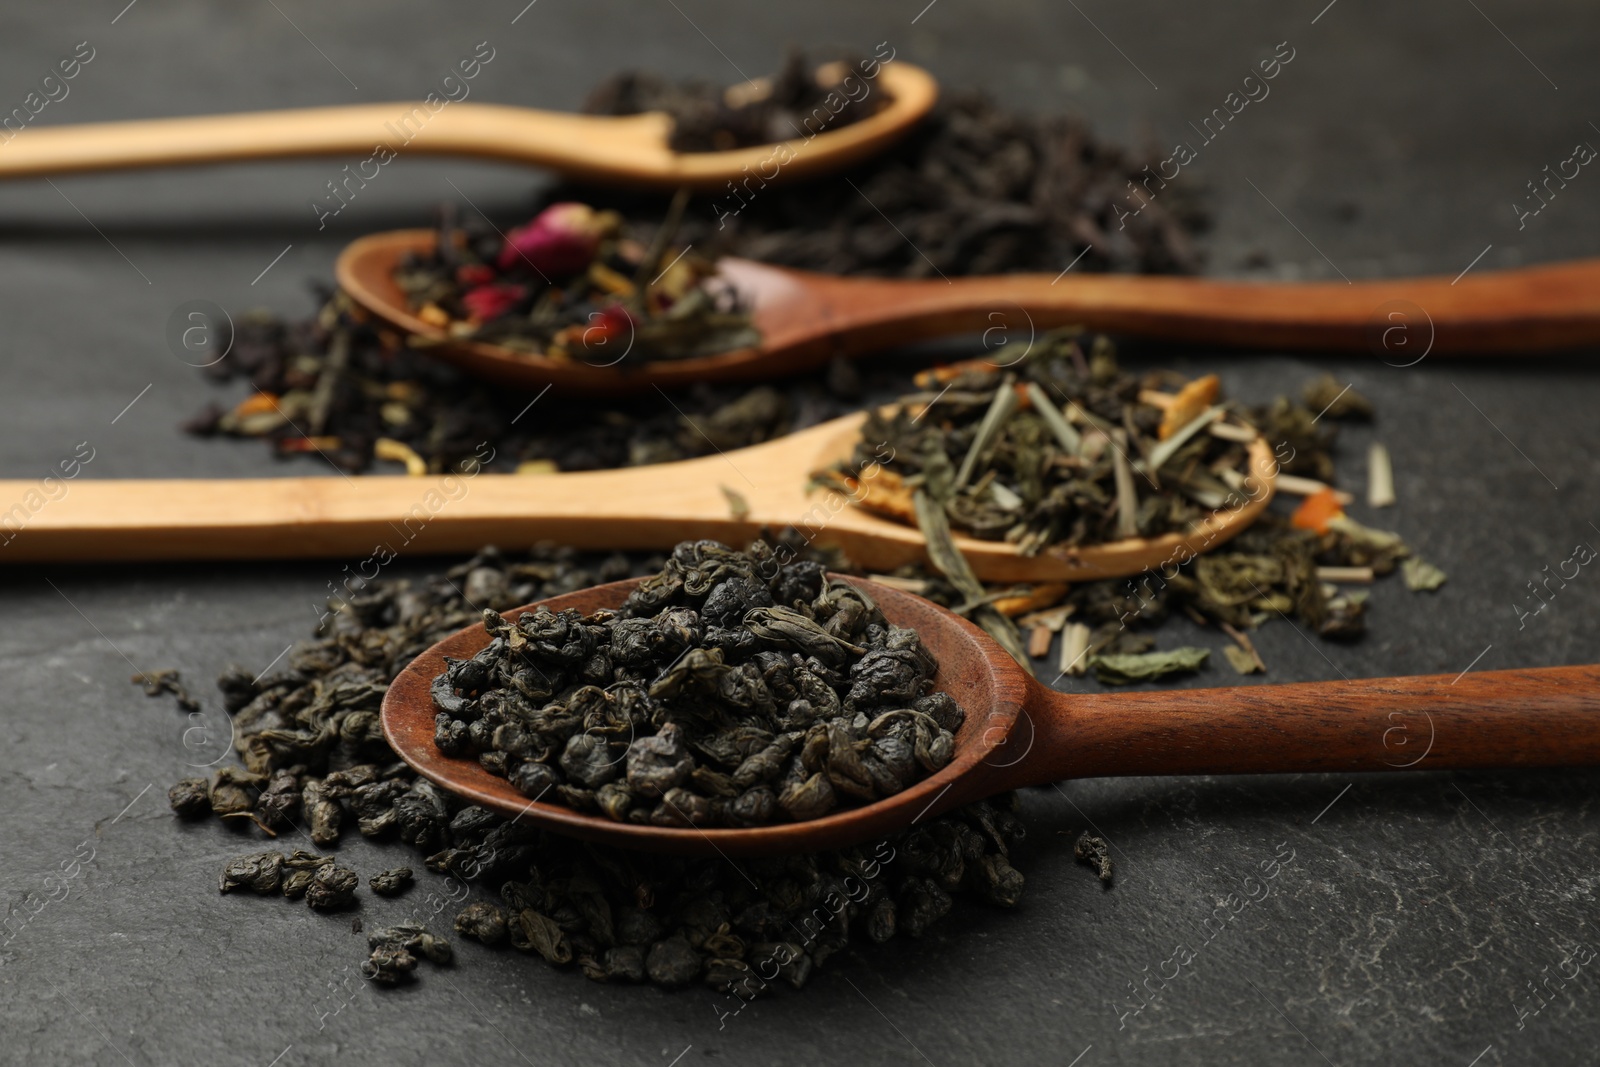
[
  {"left": 341, "top": 230, "right": 1600, "bottom": 393},
  {"left": 0, "top": 413, "right": 1275, "bottom": 583},
  {"left": 0, "top": 62, "right": 936, "bottom": 190},
  {"left": 382, "top": 574, "right": 1600, "bottom": 856}
]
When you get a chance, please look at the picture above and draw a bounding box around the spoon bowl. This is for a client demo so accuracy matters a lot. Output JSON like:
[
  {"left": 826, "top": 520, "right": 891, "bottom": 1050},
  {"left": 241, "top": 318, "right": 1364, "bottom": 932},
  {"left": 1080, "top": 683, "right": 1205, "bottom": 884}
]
[
  {"left": 382, "top": 576, "right": 1022, "bottom": 857},
  {"left": 0, "top": 62, "right": 937, "bottom": 189},
  {"left": 383, "top": 575, "right": 1600, "bottom": 856},
  {"left": 340, "top": 230, "right": 1600, "bottom": 394}
]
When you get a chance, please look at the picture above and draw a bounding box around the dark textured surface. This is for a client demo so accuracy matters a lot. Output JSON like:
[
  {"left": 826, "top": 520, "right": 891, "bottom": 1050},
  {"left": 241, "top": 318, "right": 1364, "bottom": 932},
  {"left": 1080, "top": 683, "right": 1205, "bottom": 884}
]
[{"left": 2, "top": 2, "right": 1598, "bottom": 1064}]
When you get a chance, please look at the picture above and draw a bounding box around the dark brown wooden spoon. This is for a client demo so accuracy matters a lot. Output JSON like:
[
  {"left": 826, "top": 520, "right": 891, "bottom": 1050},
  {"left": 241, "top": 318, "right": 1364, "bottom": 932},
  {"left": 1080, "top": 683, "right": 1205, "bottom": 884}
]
[
  {"left": 340, "top": 230, "right": 1600, "bottom": 394},
  {"left": 382, "top": 575, "right": 1600, "bottom": 857}
]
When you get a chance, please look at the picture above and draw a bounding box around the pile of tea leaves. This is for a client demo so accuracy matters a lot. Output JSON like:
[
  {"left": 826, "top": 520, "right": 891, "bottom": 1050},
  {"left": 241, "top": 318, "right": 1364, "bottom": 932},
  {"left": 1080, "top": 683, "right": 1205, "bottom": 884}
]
[
  {"left": 392, "top": 197, "right": 759, "bottom": 364},
  {"left": 565, "top": 79, "right": 1208, "bottom": 276},
  {"left": 432, "top": 540, "right": 963, "bottom": 828},
  {"left": 149, "top": 540, "right": 1026, "bottom": 995},
  {"left": 585, "top": 47, "right": 886, "bottom": 153}
]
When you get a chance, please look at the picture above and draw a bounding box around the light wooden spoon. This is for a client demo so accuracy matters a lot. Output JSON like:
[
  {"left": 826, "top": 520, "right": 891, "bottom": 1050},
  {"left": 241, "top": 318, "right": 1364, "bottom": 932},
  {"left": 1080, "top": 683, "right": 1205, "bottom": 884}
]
[
  {"left": 340, "top": 229, "right": 1600, "bottom": 394},
  {"left": 0, "top": 62, "right": 936, "bottom": 190},
  {"left": 382, "top": 574, "right": 1600, "bottom": 856},
  {"left": 0, "top": 411, "right": 1275, "bottom": 582}
]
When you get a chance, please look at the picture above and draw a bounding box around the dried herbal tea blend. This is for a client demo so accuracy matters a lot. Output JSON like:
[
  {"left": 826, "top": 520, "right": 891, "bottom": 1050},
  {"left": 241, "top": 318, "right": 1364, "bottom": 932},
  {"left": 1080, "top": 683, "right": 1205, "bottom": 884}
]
[
  {"left": 585, "top": 48, "right": 885, "bottom": 153},
  {"left": 813, "top": 329, "right": 1261, "bottom": 555},
  {"left": 149, "top": 542, "right": 1028, "bottom": 994},
  {"left": 393, "top": 197, "right": 759, "bottom": 364},
  {"left": 184, "top": 291, "right": 850, "bottom": 474},
  {"left": 431, "top": 539, "right": 964, "bottom": 827},
  {"left": 848, "top": 361, "right": 1445, "bottom": 676}
]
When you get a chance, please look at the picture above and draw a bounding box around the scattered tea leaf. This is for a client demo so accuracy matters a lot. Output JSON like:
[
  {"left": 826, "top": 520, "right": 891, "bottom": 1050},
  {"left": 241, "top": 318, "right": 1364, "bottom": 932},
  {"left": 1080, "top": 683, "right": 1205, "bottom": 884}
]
[
  {"left": 1402, "top": 556, "right": 1448, "bottom": 592},
  {"left": 1224, "top": 645, "right": 1263, "bottom": 675},
  {"left": 912, "top": 487, "right": 1032, "bottom": 672},
  {"left": 720, "top": 484, "right": 750, "bottom": 521},
  {"left": 1089, "top": 647, "right": 1210, "bottom": 685},
  {"left": 1073, "top": 832, "right": 1113, "bottom": 884},
  {"left": 1304, "top": 375, "right": 1373, "bottom": 421},
  {"left": 1219, "top": 621, "right": 1267, "bottom": 674}
]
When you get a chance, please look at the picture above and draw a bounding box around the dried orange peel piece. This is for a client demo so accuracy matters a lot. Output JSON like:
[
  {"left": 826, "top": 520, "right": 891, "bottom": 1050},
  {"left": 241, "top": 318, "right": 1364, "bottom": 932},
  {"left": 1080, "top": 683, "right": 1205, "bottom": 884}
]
[
  {"left": 417, "top": 303, "right": 451, "bottom": 329},
  {"left": 1158, "top": 373, "right": 1220, "bottom": 439},
  {"left": 994, "top": 582, "right": 1070, "bottom": 617},
  {"left": 230, "top": 392, "right": 283, "bottom": 417},
  {"left": 1291, "top": 486, "right": 1346, "bottom": 533},
  {"left": 912, "top": 354, "right": 998, "bottom": 390},
  {"left": 826, "top": 464, "right": 918, "bottom": 525}
]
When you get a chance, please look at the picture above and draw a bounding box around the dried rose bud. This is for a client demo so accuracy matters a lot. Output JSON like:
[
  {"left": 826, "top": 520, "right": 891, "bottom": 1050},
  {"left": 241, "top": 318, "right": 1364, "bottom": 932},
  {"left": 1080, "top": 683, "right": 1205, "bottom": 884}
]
[
  {"left": 460, "top": 283, "right": 526, "bottom": 322},
  {"left": 454, "top": 263, "right": 495, "bottom": 287},
  {"left": 496, "top": 202, "right": 609, "bottom": 276},
  {"left": 579, "top": 304, "right": 634, "bottom": 349}
]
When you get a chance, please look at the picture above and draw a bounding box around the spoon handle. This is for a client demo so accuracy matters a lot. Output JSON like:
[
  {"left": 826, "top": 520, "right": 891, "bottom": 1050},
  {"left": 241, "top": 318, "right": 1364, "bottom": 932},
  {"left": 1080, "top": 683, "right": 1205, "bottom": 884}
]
[
  {"left": 0, "top": 464, "right": 748, "bottom": 562},
  {"left": 825, "top": 262, "right": 1600, "bottom": 355},
  {"left": 1002, "top": 664, "right": 1600, "bottom": 787},
  {"left": 0, "top": 414, "right": 858, "bottom": 563},
  {"left": 0, "top": 104, "right": 669, "bottom": 181}
]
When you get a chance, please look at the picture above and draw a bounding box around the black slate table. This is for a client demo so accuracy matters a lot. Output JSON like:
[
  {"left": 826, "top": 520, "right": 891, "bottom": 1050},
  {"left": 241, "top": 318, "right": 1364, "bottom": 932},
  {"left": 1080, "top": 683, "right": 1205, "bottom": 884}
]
[{"left": 2, "top": 2, "right": 1597, "bottom": 1064}]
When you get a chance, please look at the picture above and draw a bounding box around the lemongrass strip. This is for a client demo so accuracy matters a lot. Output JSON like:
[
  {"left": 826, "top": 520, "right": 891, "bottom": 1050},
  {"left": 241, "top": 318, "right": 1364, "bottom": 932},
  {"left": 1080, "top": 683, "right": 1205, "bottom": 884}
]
[
  {"left": 1208, "top": 421, "right": 1259, "bottom": 443},
  {"left": 1143, "top": 405, "right": 1224, "bottom": 473},
  {"left": 1060, "top": 622, "right": 1092, "bottom": 677},
  {"left": 1111, "top": 429, "right": 1140, "bottom": 540},
  {"left": 1138, "top": 388, "right": 1176, "bottom": 410},
  {"left": 1018, "top": 604, "right": 1075, "bottom": 631},
  {"left": 954, "top": 376, "right": 1018, "bottom": 489},
  {"left": 1368, "top": 443, "right": 1396, "bottom": 508},
  {"left": 864, "top": 574, "right": 931, "bottom": 594},
  {"left": 1277, "top": 473, "right": 1354, "bottom": 504},
  {"left": 1025, "top": 382, "right": 1082, "bottom": 455},
  {"left": 1316, "top": 566, "right": 1375, "bottom": 583}
]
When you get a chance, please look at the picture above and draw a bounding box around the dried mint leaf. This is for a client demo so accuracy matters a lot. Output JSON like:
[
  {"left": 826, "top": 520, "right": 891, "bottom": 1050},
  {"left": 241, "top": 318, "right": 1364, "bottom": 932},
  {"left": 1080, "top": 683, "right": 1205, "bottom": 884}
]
[
  {"left": 1401, "top": 556, "right": 1447, "bottom": 592},
  {"left": 1089, "top": 647, "right": 1210, "bottom": 685},
  {"left": 1223, "top": 645, "right": 1264, "bottom": 675}
]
